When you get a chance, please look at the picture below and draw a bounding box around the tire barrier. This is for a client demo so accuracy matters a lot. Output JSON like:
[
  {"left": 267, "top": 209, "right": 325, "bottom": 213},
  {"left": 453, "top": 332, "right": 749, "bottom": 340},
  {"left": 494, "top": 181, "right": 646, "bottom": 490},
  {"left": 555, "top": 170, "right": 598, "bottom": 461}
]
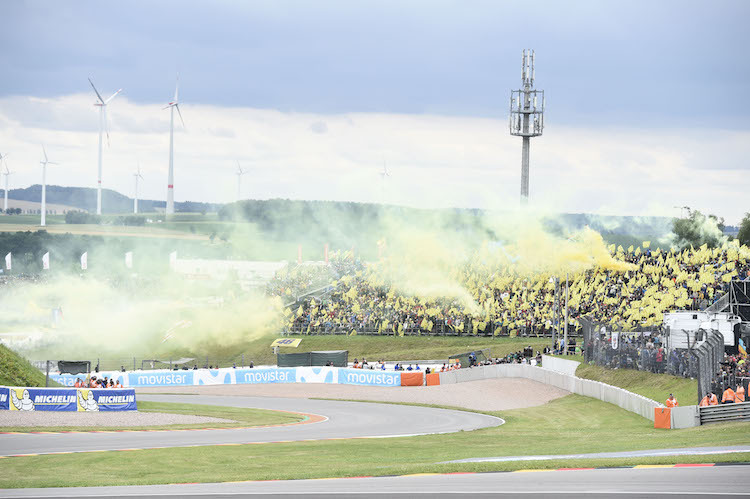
[{"left": 0, "top": 386, "right": 136, "bottom": 411}]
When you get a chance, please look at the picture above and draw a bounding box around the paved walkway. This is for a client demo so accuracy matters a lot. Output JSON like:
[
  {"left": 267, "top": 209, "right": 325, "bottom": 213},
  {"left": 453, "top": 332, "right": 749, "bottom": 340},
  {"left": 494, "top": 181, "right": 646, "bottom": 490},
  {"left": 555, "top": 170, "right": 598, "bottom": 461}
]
[{"left": 444, "top": 445, "right": 750, "bottom": 463}]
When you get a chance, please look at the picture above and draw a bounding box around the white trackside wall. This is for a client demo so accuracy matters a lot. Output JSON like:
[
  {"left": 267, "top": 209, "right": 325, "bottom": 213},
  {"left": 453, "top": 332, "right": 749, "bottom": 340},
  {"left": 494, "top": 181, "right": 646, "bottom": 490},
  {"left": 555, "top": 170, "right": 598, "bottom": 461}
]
[{"left": 438, "top": 361, "right": 661, "bottom": 422}]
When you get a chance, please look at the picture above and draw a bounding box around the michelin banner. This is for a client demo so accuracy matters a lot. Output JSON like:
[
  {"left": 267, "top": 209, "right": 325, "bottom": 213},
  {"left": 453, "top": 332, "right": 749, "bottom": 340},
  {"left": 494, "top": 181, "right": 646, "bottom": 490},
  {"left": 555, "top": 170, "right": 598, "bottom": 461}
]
[
  {"left": 49, "top": 367, "right": 404, "bottom": 388},
  {"left": 0, "top": 387, "right": 136, "bottom": 411}
]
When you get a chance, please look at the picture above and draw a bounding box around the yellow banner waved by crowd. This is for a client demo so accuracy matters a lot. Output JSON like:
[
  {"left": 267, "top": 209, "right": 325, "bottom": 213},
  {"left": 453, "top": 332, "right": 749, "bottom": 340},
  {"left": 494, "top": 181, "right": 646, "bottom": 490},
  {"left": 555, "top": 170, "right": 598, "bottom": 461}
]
[{"left": 273, "top": 233, "right": 750, "bottom": 337}]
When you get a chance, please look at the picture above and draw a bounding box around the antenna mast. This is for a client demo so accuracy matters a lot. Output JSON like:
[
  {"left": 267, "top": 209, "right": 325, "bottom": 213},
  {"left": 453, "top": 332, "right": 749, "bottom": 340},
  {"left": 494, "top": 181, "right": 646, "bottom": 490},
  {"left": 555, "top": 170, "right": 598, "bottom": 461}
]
[{"left": 510, "top": 49, "right": 545, "bottom": 204}]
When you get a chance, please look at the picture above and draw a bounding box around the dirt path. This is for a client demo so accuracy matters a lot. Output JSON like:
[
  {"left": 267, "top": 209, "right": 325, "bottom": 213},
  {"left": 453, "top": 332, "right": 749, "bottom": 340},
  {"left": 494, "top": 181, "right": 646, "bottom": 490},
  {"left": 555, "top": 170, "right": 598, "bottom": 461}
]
[{"left": 137, "top": 378, "right": 569, "bottom": 412}]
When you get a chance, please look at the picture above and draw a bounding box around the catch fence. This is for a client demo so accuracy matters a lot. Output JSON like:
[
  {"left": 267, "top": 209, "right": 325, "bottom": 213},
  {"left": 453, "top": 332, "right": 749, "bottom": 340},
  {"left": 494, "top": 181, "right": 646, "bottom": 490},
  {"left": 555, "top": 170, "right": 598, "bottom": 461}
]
[
  {"left": 33, "top": 354, "right": 261, "bottom": 375},
  {"left": 580, "top": 318, "right": 744, "bottom": 404},
  {"left": 284, "top": 318, "right": 579, "bottom": 338}
]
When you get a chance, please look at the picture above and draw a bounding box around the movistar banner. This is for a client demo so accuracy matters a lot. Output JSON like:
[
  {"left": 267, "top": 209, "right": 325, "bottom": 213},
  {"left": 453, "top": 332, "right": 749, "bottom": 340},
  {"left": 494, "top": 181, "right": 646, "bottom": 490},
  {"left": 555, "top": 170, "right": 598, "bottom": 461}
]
[
  {"left": 47, "top": 366, "right": 404, "bottom": 388},
  {"left": 128, "top": 370, "right": 193, "bottom": 387},
  {"left": 49, "top": 371, "right": 122, "bottom": 387},
  {"left": 236, "top": 368, "right": 295, "bottom": 384},
  {"left": 338, "top": 368, "right": 401, "bottom": 386}
]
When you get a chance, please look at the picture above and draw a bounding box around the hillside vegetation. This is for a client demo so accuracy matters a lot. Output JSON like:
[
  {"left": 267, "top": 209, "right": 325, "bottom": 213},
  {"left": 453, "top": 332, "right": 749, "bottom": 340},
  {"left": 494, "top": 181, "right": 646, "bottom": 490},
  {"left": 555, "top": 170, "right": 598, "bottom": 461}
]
[
  {"left": 0, "top": 344, "right": 58, "bottom": 387},
  {"left": 576, "top": 362, "right": 698, "bottom": 405}
]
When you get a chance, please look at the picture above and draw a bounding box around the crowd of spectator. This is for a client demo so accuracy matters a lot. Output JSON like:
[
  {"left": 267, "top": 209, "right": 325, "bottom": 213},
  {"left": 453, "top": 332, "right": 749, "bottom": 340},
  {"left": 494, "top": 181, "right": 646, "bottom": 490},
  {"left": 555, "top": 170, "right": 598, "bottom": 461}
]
[
  {"left": 72, "top": 375, "right": 122, "bottom": 388},
  {"left": 279, "top": 243, "right": 750, "bottom": 337}
]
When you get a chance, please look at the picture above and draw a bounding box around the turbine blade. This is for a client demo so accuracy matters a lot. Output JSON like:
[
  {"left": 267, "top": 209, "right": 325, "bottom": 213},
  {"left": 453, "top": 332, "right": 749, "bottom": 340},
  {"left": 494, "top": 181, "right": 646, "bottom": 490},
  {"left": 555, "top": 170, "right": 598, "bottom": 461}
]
[
  {"left": 42, "top": 145, "right": 48, "bottom": 162},
  {"left": 174, "top": 74, "right": 179, "bottom": 102},
  {"left": 175, "top": 104, "right": 185, "bottom": 129},
  {"left": 105, "top": 88, "right": 122, "bottom": 104},
  {"left": 88, "top": 78, "right": 105, "bottom": 104}
]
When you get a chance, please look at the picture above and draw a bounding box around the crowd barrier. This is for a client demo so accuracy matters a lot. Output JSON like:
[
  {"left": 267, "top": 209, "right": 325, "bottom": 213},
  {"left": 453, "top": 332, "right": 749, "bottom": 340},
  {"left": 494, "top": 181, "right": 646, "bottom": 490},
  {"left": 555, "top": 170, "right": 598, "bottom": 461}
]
[
  {"left": 50, "top": 366, "right": 408, "bottom": 388},
  {"left": 438, "top": 363, "right": 661, "bottom": 421},
  {"left": 0, "top": 386, "right": 136, "bottom": 411},
  {"left": 540, "top": 355, "right": 580, "bottom": 376},
  {"left": 47, "top": 363, "right": 663, "bottom": 422}
]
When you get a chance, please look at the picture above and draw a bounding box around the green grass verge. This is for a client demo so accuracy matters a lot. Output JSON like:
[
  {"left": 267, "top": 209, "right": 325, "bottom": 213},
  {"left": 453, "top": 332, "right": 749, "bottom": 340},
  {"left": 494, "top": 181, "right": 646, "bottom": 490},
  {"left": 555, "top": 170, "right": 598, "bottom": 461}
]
[
  {"left": 0, "top": 344, "right": 59, "bottom": 387},
  {"left": 152, "top": 335, "right": 553, "bottom": 370},
  {"left": 0, "top": 401, "right": 304, "bottom": 433},
  {"left": 1, "top": 394, "right": 748, "bottom": 488},
  {"left": 576, "top": 362, "right": 698, "bottom": 406}
]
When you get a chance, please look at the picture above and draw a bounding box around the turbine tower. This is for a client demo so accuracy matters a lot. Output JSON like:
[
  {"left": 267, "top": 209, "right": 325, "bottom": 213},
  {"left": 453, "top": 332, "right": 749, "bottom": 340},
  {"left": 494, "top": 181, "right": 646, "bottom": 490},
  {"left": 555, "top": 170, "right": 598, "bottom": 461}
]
[
  {"left": 378, "top": 160, "right": 390, "bottom": 204},
  {"left": 235, "top": 161, "right": 246, "bottom": 202},
  {"left": 88, "top": 78, "right": 122, "bottom": 215},
  {"left": 509, "top": 49, "right": 545, "bottom": 204},
  {"left": 39, "top": 145, "right": 57, "bottom": 227},
  {"left": 1, "top": 153, "right": 12, "bottom": 213},
  {"left": 133, "top": 163, "right": 144, "bottom": 214},
  {"left": 163, "top": 76, "right": 185, "bottom": 215}
]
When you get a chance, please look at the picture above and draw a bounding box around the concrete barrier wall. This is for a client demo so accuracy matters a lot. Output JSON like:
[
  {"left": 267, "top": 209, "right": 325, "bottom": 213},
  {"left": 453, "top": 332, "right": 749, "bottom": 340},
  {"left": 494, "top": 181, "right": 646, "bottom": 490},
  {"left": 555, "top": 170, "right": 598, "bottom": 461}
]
[
  {"left": 440, "top": 363, "right": 660, "bottom": 421},
  {"left": 541, "top": 355, "right": 580, "bottom": 376}
]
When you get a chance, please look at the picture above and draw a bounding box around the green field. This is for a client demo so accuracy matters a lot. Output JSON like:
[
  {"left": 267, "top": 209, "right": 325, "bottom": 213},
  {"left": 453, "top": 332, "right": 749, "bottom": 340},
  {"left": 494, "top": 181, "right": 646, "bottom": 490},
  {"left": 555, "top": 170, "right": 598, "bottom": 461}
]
[
  {"left": 86, "top": 335, "right": 553, "bottom": 371},
  {"left": 0, "top": 394, "right": 747, "bottom": 488},
  {"left": 576, "top": 362, "right": 698, "bottom": 405}
]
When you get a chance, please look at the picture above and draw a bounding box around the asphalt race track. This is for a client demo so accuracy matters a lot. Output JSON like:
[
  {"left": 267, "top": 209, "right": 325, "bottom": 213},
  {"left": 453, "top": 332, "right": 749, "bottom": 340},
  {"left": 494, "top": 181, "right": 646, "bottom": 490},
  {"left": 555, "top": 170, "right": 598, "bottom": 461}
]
[
  {"left": 0, "top": 465, "right": 747, "bottom": 498},
  {"left": 0, "top": 394, "right": 503, "bottom": 456}
]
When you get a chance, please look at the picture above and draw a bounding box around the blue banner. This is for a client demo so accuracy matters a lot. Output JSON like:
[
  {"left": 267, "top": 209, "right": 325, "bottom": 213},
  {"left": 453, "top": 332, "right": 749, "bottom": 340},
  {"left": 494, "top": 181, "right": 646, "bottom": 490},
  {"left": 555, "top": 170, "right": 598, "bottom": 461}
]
[
  {"left": 77, "top": 389, "right": 136, "bottom": 411},
  {"left": 235, "top": 368, "right": 295, "bottom": 384},
  {"left": 45, "top": 366, "right": 405, "bottom": 388},
  {"left": 338, "top": 368, "right": 401, "bottom": 387},
  {"left": 0, "top": 387, "right": 137, "bottom": 411},
  {"left": 0, "top": 387, "right": 8, "bottom": 410},
  {"left": 127, "top": 370, "right": 194, "bottom": 387},
  {"left": 8, "top": 387, "right": 77, "bottom": 411}
]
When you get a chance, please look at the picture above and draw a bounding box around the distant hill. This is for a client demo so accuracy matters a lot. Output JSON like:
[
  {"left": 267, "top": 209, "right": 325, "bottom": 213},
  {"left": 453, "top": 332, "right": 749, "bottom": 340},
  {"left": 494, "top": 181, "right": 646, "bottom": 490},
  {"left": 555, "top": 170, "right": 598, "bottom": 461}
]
[
  {"left": 8, "top": 185, "right": 223, "bottom": 214},
  {"left": 220, "top": 198, "right": 676, "bottom": 246},
  {"left": 7, "top": 185, "right": 680, "bottom": 240}
]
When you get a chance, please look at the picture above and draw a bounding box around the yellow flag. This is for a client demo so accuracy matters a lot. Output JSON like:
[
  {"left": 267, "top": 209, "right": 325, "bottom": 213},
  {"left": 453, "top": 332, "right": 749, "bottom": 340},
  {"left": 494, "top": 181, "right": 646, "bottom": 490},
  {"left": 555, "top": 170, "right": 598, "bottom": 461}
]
[{"left": 642, "top": 241, "right": 650, "bottom": 248}]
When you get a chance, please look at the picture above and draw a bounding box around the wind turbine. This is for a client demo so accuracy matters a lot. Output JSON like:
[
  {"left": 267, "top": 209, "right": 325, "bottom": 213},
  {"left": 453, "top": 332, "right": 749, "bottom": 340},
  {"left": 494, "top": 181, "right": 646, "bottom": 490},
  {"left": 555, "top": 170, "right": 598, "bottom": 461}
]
[
  {"left": 133, "top": 163, "right": 144, "bottom": 214},
  {"left": 235, "top": 161, "right": 246, "bottom": 202},
  {"left": 163, "top": 76, "right": 185, "bottom": 215},
  {"left": 0, "top": 153, "right": 12, "bottom": 213},
  {"left": 39, "top": 146, "right": 57, "bottom": 227},
  {"left": 378, "top": 159, "right": 390, "bottom": 204},
  {"left": 88, "top": 78, "right": 122, "bottom": 216}
]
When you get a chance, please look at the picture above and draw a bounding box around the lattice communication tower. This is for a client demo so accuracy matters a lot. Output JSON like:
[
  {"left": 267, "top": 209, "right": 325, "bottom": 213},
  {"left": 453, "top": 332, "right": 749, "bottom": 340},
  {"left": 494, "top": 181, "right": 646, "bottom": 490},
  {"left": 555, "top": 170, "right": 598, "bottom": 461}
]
[{"left": 510, "top": 49, "right": 545, "bottom": 203}]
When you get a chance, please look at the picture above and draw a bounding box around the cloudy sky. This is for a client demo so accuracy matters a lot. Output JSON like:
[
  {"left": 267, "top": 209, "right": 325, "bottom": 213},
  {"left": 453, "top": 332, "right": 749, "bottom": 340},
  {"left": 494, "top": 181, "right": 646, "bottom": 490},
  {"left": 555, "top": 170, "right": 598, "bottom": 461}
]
[{"left": 1, "top": 0, "right": 748, "bottom": 223}]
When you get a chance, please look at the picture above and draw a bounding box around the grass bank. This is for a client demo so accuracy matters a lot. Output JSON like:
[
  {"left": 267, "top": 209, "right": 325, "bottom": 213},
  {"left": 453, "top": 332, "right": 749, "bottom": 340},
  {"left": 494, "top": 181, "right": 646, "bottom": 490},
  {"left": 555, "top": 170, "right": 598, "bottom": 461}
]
[
  {"left": 1, "top": 394, "right": 747, "bottom": 488},
  {"left": 576, "top": 362, "right": 698, "bottom": 405},
  {"left": 0, "top": 401, "right": 304, "bottom": 433},
  {"left": 0, "top": 345, "right": 59, "bottom": 387},
  {"left": 89, "top": 335, "right": 553, "bottom": 371}
]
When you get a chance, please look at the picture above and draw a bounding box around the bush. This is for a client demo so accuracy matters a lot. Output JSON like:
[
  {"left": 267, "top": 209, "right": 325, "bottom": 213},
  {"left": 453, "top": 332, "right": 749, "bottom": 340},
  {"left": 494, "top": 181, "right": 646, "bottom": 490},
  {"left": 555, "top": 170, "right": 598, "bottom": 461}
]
[
  {"left": 114, "top": 215, "right": 146, "bottom": 227},
  {"left": 65, "top": 211, "right": 100, "bottom": 224}
]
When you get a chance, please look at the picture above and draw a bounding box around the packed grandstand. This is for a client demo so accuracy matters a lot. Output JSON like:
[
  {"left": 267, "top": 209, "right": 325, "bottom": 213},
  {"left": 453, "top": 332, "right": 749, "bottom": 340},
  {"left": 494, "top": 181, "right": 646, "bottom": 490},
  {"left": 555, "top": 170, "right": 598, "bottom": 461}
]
[{"left": 270, "top": 241, "right": 750, "bottom": 337}]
